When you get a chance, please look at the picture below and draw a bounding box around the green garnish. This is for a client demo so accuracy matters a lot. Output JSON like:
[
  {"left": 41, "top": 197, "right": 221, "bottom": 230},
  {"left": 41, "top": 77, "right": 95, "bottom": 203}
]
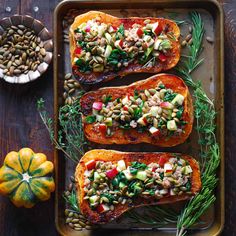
[
  {"left": 116, "top": 24, "right": 125, "bottom": 39},
  {"left": 85, "top": 115, "right": 96, "bottom": 124},
  {"left": 163, "top": 91, "right": 177, "bottom": 102},
  {"left": 75, "top": 58, "right": 91, "bottom": 73},
  {"left": 131, "top": 162, "right": 147, "bottom": 170}
]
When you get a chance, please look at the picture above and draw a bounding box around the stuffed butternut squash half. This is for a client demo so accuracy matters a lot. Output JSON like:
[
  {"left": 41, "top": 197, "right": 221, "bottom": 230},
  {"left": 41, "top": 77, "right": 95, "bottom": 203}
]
[
  {"left": 80, "top": 74, "right": 193, "bottom": 147},
  {"left": 69, "top": 11, "right": 180, "bottom": 85},
  {"left": 75, "top": 150, "right": 201, "bottom": 224}
]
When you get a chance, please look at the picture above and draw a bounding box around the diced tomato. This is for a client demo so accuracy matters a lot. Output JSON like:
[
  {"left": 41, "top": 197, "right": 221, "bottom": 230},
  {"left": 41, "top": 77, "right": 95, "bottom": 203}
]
[
  {"left": 158, "top": 157, "right": 167, "bottom": 167},
  {"left": 98, "top": 124, "right": 107, "bottom": 134},
  {"left": 106, "top": 168, "right": 119, "bottom": 179},
  {"left": 153, "top": 23, "right": 163, "bottom": 36},
  {"left": 165, "top": 169, "right": 173, "bottom": 173},
  {"left": 136, "top": 28, "right": 143, "bottom": 37},
  {"left": 92, "top": 101, "right": 103, "bottom": 110},
  {"left": 85, "top": 160, "right": 96, "bottom": 170},
  {"left": 97, "top": 204, "right": 110, "bottom": 213},
  {"left": 159, "top": 53, "right": 167, "bottom": 62},
  {"left": 74, "top": 47, "right": 82, "bottom": 55},
  {"left": 123, "top": 106, "right": 129, "bottom": 111}
]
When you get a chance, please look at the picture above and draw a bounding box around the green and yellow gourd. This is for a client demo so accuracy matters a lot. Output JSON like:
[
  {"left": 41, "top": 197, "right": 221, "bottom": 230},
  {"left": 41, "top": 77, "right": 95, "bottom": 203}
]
[{"left": 0, "top": 148, "right": 55, "bottom": 208}]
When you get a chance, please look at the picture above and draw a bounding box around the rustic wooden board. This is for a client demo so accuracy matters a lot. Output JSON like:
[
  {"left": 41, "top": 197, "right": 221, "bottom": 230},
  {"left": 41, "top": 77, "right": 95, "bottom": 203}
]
[{"left": 0, "top": 0, "right": 235, "bottom": 235}]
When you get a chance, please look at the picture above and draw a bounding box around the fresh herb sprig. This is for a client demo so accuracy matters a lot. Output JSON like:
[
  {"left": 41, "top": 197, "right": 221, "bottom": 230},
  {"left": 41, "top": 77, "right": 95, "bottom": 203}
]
[
  {"left": 175, "top": 12, "right": 220, "bottom": 236},
  {"left": 37, "top": 89, "right": 87, "bottom": 163},
  {"left": 126, "top": 206, "right": 178, "bottom": 227},
  {"left": 63, "top": 189, "right": 80, "bottom": 212}
]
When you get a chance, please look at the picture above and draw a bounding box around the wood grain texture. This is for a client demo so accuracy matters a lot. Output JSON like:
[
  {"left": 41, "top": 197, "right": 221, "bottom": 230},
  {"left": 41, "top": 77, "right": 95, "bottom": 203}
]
[
  {"left": 219, "top": 1, "right": 236, "bottom": 235},
  {"left": 0, "top": 0, "right": 234, "bottom": 235}
]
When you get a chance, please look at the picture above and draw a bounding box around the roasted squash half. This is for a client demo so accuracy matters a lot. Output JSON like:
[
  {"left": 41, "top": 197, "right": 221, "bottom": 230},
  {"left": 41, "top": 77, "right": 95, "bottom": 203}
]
[
  {"left": 75, "top": 149, "right": 201, "bottom": 224},
  {"left": 69, "top": 11, "right": 180, "bottom": 85},
  {"left": 80, "top": 73, "right": 193, "bottom": 147}
]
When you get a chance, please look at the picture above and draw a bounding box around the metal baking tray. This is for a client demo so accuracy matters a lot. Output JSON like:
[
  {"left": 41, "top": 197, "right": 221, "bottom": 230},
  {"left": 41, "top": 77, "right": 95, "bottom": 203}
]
[{"left": 53, "top": 0, "right": 224, "bottom": 235}]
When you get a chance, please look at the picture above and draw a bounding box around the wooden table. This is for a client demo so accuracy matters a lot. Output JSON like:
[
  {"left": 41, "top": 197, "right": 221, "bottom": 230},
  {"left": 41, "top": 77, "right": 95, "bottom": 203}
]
[{"left": 0, "top": 0, "right": 233, "bottom": 235}]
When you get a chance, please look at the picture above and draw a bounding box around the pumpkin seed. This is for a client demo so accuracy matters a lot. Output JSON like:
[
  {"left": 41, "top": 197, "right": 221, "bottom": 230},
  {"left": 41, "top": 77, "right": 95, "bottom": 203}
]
[
  {"left": 66, "top": 217, "right": 72, "bottom": 223},
  {"left": 74, "top": 227, "right": 82, "bottom": 231},
  {"left": 206, "top": 36, "right": 214, "bottom": 44}
]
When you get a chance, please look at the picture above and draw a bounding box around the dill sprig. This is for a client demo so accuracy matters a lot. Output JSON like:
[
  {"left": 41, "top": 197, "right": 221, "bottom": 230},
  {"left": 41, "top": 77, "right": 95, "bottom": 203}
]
[{"left": 175, "top": 12, "right": 220, "bottom": 236}]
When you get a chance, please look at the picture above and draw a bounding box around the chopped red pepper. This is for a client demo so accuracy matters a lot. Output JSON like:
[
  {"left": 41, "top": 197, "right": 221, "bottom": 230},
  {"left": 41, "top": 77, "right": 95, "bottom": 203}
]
[
  {"left": 136, "top": 28, "right": 143, "bottom": 37},
  {"left": 85, "top": 160, "right": 96, "bottom": 170},
  {"left": 74, "top": 47, "right": 82, "bottom": 55},
  {"left": 159, "top": 53, "right": 167, "bottom": 62},
  {"left": 98, "top": 124, "right": 107, "bottom": 134},
  {"left": 106, "top": 168, "right": 119, "bottom": 179},
  {"left": 158, "top": 157, "right": 167, "bottom": 167}
]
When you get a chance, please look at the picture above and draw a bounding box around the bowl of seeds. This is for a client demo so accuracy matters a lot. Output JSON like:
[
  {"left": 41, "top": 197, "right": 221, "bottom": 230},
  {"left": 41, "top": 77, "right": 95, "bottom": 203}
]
[{"left": 0, "top": 15, "right": 53, "bottom": 83}]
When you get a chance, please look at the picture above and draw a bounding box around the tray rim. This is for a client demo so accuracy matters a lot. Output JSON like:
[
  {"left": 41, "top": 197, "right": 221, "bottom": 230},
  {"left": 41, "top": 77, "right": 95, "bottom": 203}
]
[{"left": 53, "top": 0, "right": 225, "bottom": 235}]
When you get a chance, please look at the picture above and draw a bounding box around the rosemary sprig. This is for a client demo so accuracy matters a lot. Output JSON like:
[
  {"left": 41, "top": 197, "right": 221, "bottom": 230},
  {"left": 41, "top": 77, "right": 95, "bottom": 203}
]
[
  {"left": 126, "top": 205, "right": 178, "bottom": 227},
  {"left": 63, "top": 189, "right": 80, "bottom": 212},
  {"left": 175, "top": 12, "right": 220, "bottom": 236}
]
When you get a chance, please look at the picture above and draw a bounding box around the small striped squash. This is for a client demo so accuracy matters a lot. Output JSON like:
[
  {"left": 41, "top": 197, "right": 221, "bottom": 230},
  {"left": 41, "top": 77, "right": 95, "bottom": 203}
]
[{"left": 0, "top": 148, "right": 55, "bottom": 208}]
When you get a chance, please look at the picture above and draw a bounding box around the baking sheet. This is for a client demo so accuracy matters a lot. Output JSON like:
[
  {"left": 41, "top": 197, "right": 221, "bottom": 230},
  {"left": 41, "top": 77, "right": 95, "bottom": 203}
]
[{"left": 53, "top": 0, "right": 224, "bottom": 235}]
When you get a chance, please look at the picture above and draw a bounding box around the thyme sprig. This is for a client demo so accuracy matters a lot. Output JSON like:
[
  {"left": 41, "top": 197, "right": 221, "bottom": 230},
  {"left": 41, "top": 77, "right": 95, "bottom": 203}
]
[{"left": 37, "top": 90, "right": 86, "bottom": 163}]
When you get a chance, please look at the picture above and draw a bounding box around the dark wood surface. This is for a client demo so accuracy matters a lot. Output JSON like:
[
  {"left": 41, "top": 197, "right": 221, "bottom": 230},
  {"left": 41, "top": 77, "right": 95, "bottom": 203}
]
[{"left": 0, "top": 0, "right": 234, "bottom": 235}]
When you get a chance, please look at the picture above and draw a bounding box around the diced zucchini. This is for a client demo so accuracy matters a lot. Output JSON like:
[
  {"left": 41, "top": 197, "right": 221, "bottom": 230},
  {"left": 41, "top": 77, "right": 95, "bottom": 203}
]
[
  {"left": 171, "top": 94, "right": 185, "bottom": 105},
  {"left": 104, "top": 117, "right": 113, "bottom": 126},
  {"left": 89, "top": 195, "right": 98, "bottom": 204},
  {"left": 119, "top": 182, "right": 126, "bottom": 189},
  {"left": 136, "top": 171, "right": 147, "bottom": 181},
  {"left": 167, "top": 120, "right": 177, "bottom": 131},
  {"left": 182, "top": 165, "right": 193, "bottom": 175},
  {"left": 117, "top": 160, "right": 126, "bottom": 171}
]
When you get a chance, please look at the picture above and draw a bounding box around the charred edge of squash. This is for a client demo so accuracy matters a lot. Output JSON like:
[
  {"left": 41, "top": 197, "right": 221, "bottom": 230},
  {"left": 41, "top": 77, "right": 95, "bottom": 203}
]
[
  {"left": 75, "top": 150, "right": 201, "bottom": 224},
  {"left": 69, "top": 11, "right": 180, "bottom": 85},
  {"left": 80, "top": 74, "right": 193, "bottom": 147}
]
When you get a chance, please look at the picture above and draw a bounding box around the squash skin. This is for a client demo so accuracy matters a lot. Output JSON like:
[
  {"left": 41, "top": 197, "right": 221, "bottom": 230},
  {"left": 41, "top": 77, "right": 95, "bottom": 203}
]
[
  {"left": 75, "top": 149, "right": 202, "bottom": 224},
  {"left": 0, "top": 148, "right": 55, "bottom": 208},
  {"left": 69, "top": 11, "right": 180, "bottom": 85},
  {"left": 80, "top": 73, "right": 193, "bottom": 147}
]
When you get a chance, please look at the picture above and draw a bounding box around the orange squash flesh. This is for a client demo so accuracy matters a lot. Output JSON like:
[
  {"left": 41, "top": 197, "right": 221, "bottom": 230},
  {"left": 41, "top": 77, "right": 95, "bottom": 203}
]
[
  {"left": 80, "top": 73, "right": 193, "bottom": 147},
  {"left": 75, "top": 149, "right": 201, "bottom": 224},
  {"left": 69, "top": 11, "right": 180, "bottom": 85}
]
